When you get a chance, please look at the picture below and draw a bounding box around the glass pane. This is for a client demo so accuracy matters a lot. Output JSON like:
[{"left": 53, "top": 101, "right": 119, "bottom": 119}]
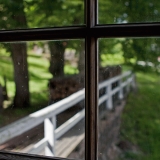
[
  {"left": 0, "top": 0, "right": 84, "bottom": 30},
  {"left": 98, "top": 38, "right": 160, "bottom": 160},
  {"left": 99, "top": 0, "right": 160, "bottom": 24},
  {"left": 0, "top": 39, "right": 85, "bottom": 159}
]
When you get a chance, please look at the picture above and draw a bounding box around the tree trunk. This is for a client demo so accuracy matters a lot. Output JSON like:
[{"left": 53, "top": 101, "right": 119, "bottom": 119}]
[
  {"left": 49, "top": 41, "right": 66, "bottom": 77},
  {"left": 9, "top": 0, "right": 30, "bottom": 108},
  {"left": 10, "top": 43, "right": 30, "bottom": 108},
  {"left": 78, "top": 41, "right": 85, "bottom": 74}
]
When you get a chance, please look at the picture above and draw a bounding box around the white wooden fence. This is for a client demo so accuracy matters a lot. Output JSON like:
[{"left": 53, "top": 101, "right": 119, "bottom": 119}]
[{"left": 0, "top": 71, "right": 135, "bottom": 156}]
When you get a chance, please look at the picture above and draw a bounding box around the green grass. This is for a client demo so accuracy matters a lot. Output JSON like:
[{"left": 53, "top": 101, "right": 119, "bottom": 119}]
[
  {"left": 0, "top": 51, "right": 52, "bottom": 126},
  {"left": 100, "top": 52, "right": 124, "bottom": 66},
  {"left": 64, "top": 64, "right": 79, "bottom": 75},
  {"left": 120, "top": 71, "right": 160, "bottom": 160},
  {"left": 0, "top": 49, "right": 80, "bottom": 126},
  {"left": 0, "top": 53, "right": 52, "bottom": 98}
]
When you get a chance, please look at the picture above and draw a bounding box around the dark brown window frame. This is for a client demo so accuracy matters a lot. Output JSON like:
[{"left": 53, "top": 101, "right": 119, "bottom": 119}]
[{"left": 1, "top": 0, "right": 160, "bottom": 160}]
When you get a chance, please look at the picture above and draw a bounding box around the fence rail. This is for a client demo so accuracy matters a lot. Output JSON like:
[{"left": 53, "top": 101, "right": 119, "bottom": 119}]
[{"left": 0, "top": 71, "right": 135, "bottom": 156}]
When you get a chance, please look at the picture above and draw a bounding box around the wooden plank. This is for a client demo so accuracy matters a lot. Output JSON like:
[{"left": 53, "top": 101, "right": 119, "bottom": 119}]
[
  {"left": 107, "top": 84, "right": 113, "bottom": 110},
  {"left": 56, "top": 137, "right": 76, "bottom": 156},
  {"left": 98, "top": 94, "right": 109, "bottom": 106},
  {"left": 44, "top": 118, "right": 55, "bottom": 156},
  {"left": 56, "top": 134, "right": 84, "bottom": 158},
  {"left": 55, "top": 119, "right": 85, "bottom": 157},
  {"left": 118, "top": 79, "right": 124, "bottom": 99},
  {"left": 18, "top": 120, "right": 85, "bottom": 157},
  {"left": 111, "top": 86, "right": 121, "bottom": 95},
  {"left": 98, "top": 71, "right": 131, "bottom": 90},
  {"left": 0, "top": 89, "right": 85, "bottom": 144},
  {"left": 24, "top": 138, "right": 47, "bottom": 155},
  {"left": 55, "top": 109, "right": 85, "bottom": 139}
]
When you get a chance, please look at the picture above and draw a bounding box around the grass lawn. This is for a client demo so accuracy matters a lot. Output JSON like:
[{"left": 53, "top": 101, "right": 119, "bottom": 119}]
[
  {"left": 0, "top": 50, "right": 80, "bottom": 127},
  {"left": 0, "top": 52, "right": 52, "bottom": 126},
  {"left": 120, "top": 71, "right": 160, "bottom": 160}
]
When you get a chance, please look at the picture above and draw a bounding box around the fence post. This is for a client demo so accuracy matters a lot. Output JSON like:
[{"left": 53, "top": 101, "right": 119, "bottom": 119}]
[
  {"left": 131, "top": 74, "right": 137, "bottom": 91},
  {"left": 126, "top": 77, "right": 131, "bottom": 94},
  {"left": 127, "top": 74, "right": 133, "bottom": 94},
  {"left": 118, "top": 78, "right": 123, "bottom": 100},
  {"left": 107, "top": 83, "right": 113, "bottom": 110},
  {"left": 44, "top": 116, "right": 56, "bottom": 156},
  {"left": 0, "top": 84, "right": 3, "bottom": 111}
]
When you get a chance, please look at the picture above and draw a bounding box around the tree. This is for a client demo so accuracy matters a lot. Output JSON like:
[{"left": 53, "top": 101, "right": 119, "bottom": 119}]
[
  {"left": 119, "top": 0, "right": 160, "bottom": 71},
  {"left": 0, "top": 0, "right": 30, "bottom": 108},
  {"left": 99, "top": 0, "right": 160, "bottom": 72},
  {"left": 48, "top": 41, "right": 66, "bottom": 77},
  {"left": 77, "top": 41, "right": 85, "bottom": 74},
  {"left": 24, "top": 0, "right": 84, "bottom": 77}
]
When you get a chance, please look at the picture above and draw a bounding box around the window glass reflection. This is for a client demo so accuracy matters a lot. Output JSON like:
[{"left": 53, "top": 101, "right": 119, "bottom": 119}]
[
  {"left": 99, "top": 0, "right": 160, "bottom": 24},
  {"left": 0, "top": 0, "right": 84, "bottom": 30},
  {"left": 0, "top": 39, "right": 85, "bottom": 159},
  {"left": 98, "top": 38, "right": 160, "bottom": 160}
]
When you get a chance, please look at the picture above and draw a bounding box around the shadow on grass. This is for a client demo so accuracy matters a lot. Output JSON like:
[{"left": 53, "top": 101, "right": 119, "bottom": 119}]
[{"left": 0, "top": 90, "right": 49, "bottom": 127}]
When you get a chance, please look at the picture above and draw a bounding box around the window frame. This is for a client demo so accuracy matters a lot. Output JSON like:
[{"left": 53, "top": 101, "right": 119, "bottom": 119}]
[{"left": 1, "top": 0, "right": 160, "bottom": 160}]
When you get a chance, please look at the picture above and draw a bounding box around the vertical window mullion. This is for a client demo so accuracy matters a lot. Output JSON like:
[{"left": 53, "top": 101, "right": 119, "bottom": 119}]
[
  {"left": 85, "top": 0, "right": 98, "bottom": 160},
  {"left": 85, "top": 37, "right": 98, "bottom": 160}
]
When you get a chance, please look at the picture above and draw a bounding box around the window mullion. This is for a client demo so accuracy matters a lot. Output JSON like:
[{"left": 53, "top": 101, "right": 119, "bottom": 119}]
[
  {"left": 0, "top": 26, "right": 86, "bottom": 42},
  {"left": 85, "top": 36, "right": 98, "bottom": 160},
  {"left": 85, "top": 0, "right": 98, "bottom": 160}
]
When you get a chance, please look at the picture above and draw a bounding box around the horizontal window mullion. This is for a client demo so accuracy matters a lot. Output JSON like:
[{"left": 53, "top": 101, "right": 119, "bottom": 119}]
[
  {"left": 1, "top": 23, "right": 160, "bottom": 42},
  {"left": 0, "top": 26, "right": 86, "bottom": 42},
  {"left": 93, "top": 23, "right": 160, "bottom": 38}
]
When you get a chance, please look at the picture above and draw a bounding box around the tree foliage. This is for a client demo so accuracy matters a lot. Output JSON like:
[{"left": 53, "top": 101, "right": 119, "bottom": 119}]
[
  {"left": 1, "top": 0, "right": 160, "bottom": 108},
  {"left": 24, "top": 0, "right": 84, "bottom": 77},
  {"left": 99, "top": 0, "right": 160, "bottom": 71}
]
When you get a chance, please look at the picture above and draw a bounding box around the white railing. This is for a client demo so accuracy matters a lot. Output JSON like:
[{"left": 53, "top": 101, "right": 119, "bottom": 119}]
[{"left": 0, "top": 71, "right": 135, "bottom": 156}]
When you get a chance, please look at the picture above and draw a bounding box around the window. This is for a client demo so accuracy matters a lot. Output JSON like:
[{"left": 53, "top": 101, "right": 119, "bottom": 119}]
[{"left": 0, "top": 0, "right": 160, "bottom": 160}]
